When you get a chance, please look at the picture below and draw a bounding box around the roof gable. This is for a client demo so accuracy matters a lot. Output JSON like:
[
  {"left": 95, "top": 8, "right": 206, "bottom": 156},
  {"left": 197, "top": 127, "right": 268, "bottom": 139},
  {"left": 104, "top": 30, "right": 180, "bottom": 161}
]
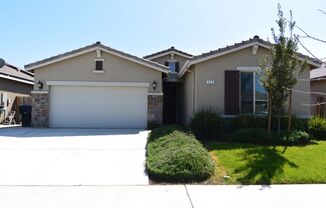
[
  {"left": 25, "top": 42, "right": 169, "bottom": 73},
  {"left": 178, "top": 36, "right": 321, "bottom": 78},
  {"left": 144, "top": 47, "right": 193, "bottom": 60}
]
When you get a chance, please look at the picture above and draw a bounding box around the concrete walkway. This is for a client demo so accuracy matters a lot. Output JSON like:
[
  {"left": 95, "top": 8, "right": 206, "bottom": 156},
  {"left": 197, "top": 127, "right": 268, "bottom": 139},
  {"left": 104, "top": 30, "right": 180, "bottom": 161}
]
[{"left": 0, "top": 185, "right": 324, "bottom": 208}]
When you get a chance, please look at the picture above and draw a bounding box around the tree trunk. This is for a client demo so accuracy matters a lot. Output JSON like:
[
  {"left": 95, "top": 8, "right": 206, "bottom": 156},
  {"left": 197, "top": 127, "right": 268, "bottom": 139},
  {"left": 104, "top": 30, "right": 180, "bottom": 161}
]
[
  {"left": 277, "top": 109, "right": 281, "bottom": 135},
  {"left": 288, "top": 90, "right": 293, "bottom": 132},
  {"left": 268, "top": 93, "right": 272, "bottom": 135}
]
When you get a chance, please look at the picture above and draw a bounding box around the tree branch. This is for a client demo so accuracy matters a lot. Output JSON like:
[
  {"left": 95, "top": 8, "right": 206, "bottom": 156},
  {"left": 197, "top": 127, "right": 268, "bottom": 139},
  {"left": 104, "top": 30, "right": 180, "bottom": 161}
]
[
  {"left": 318, "top": 9, "right": 326, "bottom": 15},
  {"left": 284, "top": 18, "right": 326, "bottom": 44},
  {"left": 294, "top": 35, "right": 325, "bottom": 64}
]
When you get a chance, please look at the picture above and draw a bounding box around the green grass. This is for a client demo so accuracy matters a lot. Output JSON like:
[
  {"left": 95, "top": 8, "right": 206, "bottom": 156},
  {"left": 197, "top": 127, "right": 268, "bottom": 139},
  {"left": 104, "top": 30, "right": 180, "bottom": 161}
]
[{"left": 206, "top": 141, "right": 326, "bottom": 184}]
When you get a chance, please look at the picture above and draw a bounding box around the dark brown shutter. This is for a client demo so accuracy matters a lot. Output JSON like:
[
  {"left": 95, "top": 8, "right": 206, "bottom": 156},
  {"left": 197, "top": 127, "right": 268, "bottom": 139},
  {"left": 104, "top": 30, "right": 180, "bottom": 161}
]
[
  {"left": 225, "top": 70, "right": 240, "bottom": 115},
  {"left": 95, "top": 61, "right": 103, "bottom": 71},
  {"left": 175, "top": 62, "right": 179, "bottom": 72},
  {"left": 164, "top": 61, "right": 169, "bottom": 67}
]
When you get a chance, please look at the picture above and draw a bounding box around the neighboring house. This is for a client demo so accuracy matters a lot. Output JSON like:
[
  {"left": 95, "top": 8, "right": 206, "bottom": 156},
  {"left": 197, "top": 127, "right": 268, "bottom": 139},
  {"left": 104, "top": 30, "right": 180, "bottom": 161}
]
[
  {"left": 0, "top": 63, "right": 34, "bottom": 123},
  {"left": 26, "top": 36, "right": 320, "bottom": 129},
  {"left": 310, "top": 64, "right": 326, "bottom": 116}
]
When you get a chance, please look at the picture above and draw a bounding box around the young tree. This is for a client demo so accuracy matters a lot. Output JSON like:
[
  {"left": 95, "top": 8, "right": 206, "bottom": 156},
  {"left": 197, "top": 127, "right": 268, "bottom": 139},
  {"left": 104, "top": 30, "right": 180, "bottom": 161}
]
[{"left": 258, "top": 4, "right": 306, "bottom": 134}]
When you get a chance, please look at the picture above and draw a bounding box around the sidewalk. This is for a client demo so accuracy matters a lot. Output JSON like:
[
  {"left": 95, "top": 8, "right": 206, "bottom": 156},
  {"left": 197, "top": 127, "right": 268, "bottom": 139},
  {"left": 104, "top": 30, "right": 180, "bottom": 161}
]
[{"left": 0, "top": 185, "right": 324, "bottom": 208}]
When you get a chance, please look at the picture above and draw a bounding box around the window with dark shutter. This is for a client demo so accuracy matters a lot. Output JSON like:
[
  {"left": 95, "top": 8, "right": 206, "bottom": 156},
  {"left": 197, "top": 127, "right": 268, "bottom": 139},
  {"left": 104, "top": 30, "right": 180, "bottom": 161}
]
[
  {"left": 95, "top": 60, "right": 103, "bottom": 71},
  {"left": 175, "top": 62, "right": 179, "bottom": 72},
  {"left": 164, "top": 61, "right": 169, "bottom": 67},
  {"left": 225, "top": 70, "right": 240, "bottom": 115}
]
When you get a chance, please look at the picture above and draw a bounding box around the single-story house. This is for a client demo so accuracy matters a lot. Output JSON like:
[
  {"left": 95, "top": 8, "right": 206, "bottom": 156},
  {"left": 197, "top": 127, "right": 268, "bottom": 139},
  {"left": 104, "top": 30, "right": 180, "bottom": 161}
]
[
  {"left": 0, "top": 63, "right": 34, "bottom": 123},
  {"left": 25, "top": 36, "right": 320, "bottom": 128},
  {"left": 310, "top": 64, "right": 326, "bottom": 116}
]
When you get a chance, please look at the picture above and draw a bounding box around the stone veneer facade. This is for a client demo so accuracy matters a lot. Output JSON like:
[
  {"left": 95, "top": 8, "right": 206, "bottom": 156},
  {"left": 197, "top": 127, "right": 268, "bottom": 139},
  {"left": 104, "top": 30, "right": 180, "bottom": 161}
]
[
  {"left": 147, "top": 95, "right": 163, "bottom": 126},
  {"left": 31, "top": 92, "right": 48, "bottom": 128}
]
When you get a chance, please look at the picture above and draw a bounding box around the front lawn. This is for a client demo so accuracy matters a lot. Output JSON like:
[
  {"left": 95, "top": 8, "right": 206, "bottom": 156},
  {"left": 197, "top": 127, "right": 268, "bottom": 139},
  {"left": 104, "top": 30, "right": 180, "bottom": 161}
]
[{"left": 207, "top": 141, "right": 326, "bottom": 184}]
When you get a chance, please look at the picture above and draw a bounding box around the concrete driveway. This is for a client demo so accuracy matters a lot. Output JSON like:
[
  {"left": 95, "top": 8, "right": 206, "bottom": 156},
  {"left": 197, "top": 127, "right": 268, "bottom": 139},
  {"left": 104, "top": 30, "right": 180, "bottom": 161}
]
[{"left": 0, "top": 128, "right": 149, "bottom": 185}]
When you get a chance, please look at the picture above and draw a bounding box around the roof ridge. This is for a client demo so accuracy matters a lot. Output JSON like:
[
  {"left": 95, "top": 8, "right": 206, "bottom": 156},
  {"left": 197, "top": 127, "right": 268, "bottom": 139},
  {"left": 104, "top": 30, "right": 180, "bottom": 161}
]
[
  {"left": 143, "top": 47, "right": 193, "bottom": 59},
  {"left": 190, "top": 36, "right": 320, "bottom": 65},
  {"left": 25, "top": 42, "right": 169, "bottom": 72}
]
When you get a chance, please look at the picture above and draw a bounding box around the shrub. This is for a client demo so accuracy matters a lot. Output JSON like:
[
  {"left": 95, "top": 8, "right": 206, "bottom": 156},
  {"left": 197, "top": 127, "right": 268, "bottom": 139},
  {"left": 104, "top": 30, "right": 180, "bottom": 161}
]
[
  {"left": 229, "top": 128, "right": 278, "bottom": 145},
  {"left": 285, "top": 130, "right": 310, "bottom": 145},
  {"left": 230, "top": 115, "right": 267, "bottom": 130},
  {"left": 229, "top": 128, "right": 311, "bottom": 146},
  {"left": 308, "top": 117, "right": 326, "bottom": 140},
  {"left": 189, "top": 108, "right": 222, "bottom": 140},
  {"left": 229, "top": 115, "right": 307, "bottom": 132},
  {"left": 146, "top": 125, "right": 214, "bottom": 182}
]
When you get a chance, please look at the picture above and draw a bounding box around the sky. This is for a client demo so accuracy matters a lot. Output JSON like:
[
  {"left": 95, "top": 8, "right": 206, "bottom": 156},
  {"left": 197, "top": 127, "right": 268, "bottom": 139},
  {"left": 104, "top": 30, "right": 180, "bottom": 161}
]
[{"left": 1, "top": 0, "right": 326, "bottom": 68}]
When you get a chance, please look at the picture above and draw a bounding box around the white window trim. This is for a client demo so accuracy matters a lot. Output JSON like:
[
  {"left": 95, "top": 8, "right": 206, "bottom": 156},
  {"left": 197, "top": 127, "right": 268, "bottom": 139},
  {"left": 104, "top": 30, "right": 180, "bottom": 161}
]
[
  {"left": 148, "top": 92, "right": 163, "bottom": 96},
  {"left": 239, "top": 69, "right": 267, "bottom": 115},
  {"left": 94, "top": 58, "right": 104, "bottom": 61},
  {"left": 236, "top": 66, "right": 260, "bottom": 71},
  {"left": 167, "top": 60, "right": 179, "bottom": 73},
  {"left": 93, "top": 70, "right": 104, "bottom": 73},
  {"left": 31, "top": 91, "right": 49, "bottom": 94},
  {"left": 94, "top": 59, "right": 104, "bottom": 72}
]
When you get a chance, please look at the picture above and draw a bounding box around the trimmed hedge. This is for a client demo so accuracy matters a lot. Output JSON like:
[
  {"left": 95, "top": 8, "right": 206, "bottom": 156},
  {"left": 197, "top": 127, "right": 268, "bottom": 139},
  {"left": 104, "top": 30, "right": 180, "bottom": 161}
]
[
  {"left": 229, "top": 128, "right": 278, "bottom": 145},
  {"left": 229, "top": 115, "right": 307, "bottom": 132},
  {"left": 229, "top": 128, "right": 311, "bottom": 146},
  {"left": 189, "top": 109, "right": 222, "bottom": 140},
  {"left": 308, "top": 117, "right": 326, "bottom": 140},
  {"left": 146, "top": 125, "right": 214, "bottom": 182}
]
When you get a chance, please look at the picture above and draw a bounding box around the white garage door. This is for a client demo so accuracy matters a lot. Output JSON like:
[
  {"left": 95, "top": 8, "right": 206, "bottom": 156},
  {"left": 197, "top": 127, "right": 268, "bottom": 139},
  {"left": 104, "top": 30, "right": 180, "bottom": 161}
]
[{"left": 49, "top": 85, "right": 148, "bottom": 128}]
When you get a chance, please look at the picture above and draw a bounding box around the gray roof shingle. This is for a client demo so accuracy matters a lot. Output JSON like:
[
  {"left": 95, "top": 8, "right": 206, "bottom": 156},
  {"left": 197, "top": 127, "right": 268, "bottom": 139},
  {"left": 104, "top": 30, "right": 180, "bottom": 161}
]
[
  {"left": 25, "top": 42, "right": 169, "bottom": 72},
  {"left": 143, "top": 47, "right": 193, "bottom": 59},
  {"left": 311, "top": 64, "right": 326, "bottom": 80},
  {"left": 0, "top": 63, "right": 34, "bottom": 83},
  {"left": 191, "top": 36, "right": 321, "bottom": 66}
]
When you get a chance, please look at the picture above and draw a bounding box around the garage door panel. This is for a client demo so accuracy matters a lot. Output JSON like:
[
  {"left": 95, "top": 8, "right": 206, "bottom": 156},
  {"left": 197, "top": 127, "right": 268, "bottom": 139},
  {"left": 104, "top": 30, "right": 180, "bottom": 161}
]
[{"left": 49, "top": 85, "right": 147, "bottom": 128}]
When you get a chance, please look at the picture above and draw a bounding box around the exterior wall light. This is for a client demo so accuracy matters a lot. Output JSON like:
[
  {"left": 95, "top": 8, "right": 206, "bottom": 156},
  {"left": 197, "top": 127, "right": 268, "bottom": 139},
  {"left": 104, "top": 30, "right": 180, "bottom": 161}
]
[
  {"left": 37, "top": 81, "right": 44, "bottom": 90},
  {"left": 152, "top": 81, "right": 157, "bottom": 90}
]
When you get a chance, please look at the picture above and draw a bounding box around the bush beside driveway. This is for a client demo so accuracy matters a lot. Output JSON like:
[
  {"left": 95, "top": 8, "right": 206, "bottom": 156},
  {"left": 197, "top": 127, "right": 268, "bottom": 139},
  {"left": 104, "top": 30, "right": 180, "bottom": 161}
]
[{"left": 146, "top": 125, "right": 214, "bottom": 183}]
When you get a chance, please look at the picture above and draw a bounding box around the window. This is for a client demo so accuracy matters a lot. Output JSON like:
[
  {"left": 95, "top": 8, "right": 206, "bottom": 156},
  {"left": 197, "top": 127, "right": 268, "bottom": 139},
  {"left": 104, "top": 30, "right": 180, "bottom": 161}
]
[
  {"left": 169, "top": 62, "right": 176, "bottom": 72},
  {"left": 95, "top": 60, "right": 103, "bottom": 71},
  {"left": 165, "top": 61, "right": 179, "bottom": 73},
  {"left": 240, "top": 71, "right": 267, "bottom": 114}
]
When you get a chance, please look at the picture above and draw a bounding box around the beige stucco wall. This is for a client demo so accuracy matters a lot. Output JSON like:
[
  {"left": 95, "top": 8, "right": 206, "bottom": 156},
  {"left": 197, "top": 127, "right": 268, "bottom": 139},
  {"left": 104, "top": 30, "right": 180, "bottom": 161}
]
[
  {"left": 291, "top": 67, "right": 311, "bottom": 117},
  {"left": 311, "top": 80, "right": 326, "bottom": 94},
  {"left": 181, "top": 67, "right": 194, "bottom": 124},
  {"left": 310, "top": 80, "right": 326, "bottom": 115},
  {"left": 181, "top": 46, "right": 312, "bottom": 125},
  {"left": 34, "top": 51, "right": 163, "bottom": 93},
  {"left": 150, "top": 54, "right": 189, "bottom": 70}
]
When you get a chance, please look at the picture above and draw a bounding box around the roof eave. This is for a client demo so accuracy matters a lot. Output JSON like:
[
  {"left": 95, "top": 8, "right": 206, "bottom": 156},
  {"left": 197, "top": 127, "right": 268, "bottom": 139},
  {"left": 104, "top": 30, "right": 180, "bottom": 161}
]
[
  {"left": 177, "top": 41, "right": 321, "bottom": 78},
  {"left": 25, "top": 45, "right": 169, "bottom": 74}
]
